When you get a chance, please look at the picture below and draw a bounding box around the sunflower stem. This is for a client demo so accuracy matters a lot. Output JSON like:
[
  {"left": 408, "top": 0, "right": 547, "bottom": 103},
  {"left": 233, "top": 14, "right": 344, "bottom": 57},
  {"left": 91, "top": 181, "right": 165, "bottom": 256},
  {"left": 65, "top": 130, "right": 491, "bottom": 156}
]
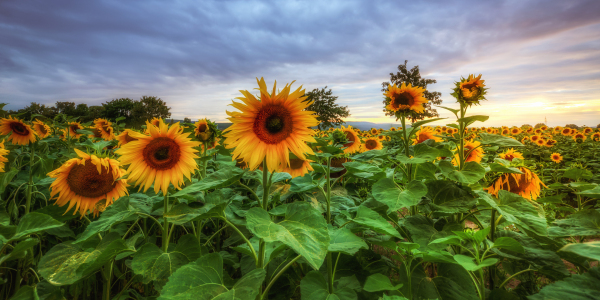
[
  {"left": 258, "top": 157, "right": 270, "bottom": 269},
  {"left": 325, "top": 156, "right": 334, "bottom": 294},
  {"left": 162, "top": 193, "right": 169, "bottom": 252},
  {"left": 458, "top": 104, "right": 466, "bottom": 170},
  {"left": 24, "top": 142, "right": 35, "bottom": 214},
  {"left": 400, "top": 114, "right": 416, "bottom": 215},
  {"left": 201, "top": 142, "right": 208, "bottom": 179}
]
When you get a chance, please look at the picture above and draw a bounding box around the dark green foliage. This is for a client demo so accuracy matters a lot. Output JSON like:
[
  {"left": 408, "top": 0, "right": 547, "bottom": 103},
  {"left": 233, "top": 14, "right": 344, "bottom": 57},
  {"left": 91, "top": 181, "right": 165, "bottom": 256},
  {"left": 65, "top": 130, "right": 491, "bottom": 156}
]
[{"left": 305, "top": 86, "right": 350, "bottom": 130}]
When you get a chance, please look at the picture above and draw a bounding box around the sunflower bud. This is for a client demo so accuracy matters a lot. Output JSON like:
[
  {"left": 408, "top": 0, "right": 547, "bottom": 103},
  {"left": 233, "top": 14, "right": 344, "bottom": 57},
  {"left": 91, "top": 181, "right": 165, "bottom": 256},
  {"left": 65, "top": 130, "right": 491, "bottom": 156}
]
[{"left": 452, "top": 74, "right": 487, "bottom": 106}]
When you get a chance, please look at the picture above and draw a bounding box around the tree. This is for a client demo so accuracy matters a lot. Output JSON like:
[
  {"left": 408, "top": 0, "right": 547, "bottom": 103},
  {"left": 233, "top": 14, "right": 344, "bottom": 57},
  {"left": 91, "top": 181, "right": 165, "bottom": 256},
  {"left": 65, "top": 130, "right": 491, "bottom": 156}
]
[
  {"left": 17, "top": 102, "right": 55, "bottom": 120},
  {"left": 381, "top": 60, "right": 442, "bottom": 123},
  {"left": 183, "top": 117, "right": 192, "bottom": 123},
  {"left": 75, "top": 103, "right": 89, "bottom": 118},
  {"left": 85, "top": 106, "right": 105, "bottom": 122},
  {"left": 55, "top": 101, "right": 77, "bottom": 116},
  {"left": 304, "top": 87, "right": 350, "bottom": 130},
  {"left": 102, "top": 98, "right": 134, "bottom": 120},
  {"left": 131, "top": 96, "right": 171, "bottom": 127},
  {"left": 565, "top": 124, "right": 579, "bottom": 129}
]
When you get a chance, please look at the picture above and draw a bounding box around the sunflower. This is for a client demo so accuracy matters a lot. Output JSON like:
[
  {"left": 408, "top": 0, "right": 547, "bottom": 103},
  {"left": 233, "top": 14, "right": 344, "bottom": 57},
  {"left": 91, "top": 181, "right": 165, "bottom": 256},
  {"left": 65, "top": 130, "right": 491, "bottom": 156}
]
[
  {"left": 89, "top": 126, "right": 103, "bottom": 139},
  {"left": 281, "top": 158, "right": 314, "bottom": 178},
  {"left": 540, "top": 125, "right": 548, "bottom": 131},
  {"left": 94, "top": 118, "right": 115, "bottom": 141},
  {"left": 48, "top": 149, "right": 128, "bottom": 216},
  {"left": 201, "top": 137, "right": 220, "bottom": 151},
  {"left": 453, "top": 140, "right": 484, "bottom": 165},
  {"left": 370, "top": 128, "right": 378, "bottom": 135},
  {"left": 0, "top": 116, "right": 37, "bottom": 145},
  {"left": 583, "top": 127, "right": 593, "bottom": 134},
  {"left": 545, "top": 139, "right": 557, "bottom": 147},
  {"left": 535, "top": 138, "right": 546, "bottom": 146},
  {"left": 194, "top": 118, "right": 212, "bottom": 142},
  {"left": 486, "top": 128, "right": 494, "bottom": 134},
  {"left": 510, "top": 128, "right": 522, "bottom": 135},
  {"left": 550, "top": 153, "right": 563, "bottom": 163},
  {"left": 499, "top": 148, "right": 523, "bottom": 161},
  {"left": 501, "top": 129, "right": 510, "bottom": 136},
  {"left": 32, "top": 120, "right": 51, "bottom": 139},
  {"left": 68, "top": 122, "right": 84, "bottom": 139},
  {"left": 339, "top": 125, "right": 362, "bottom": 154},
  {"left": 329, "top": 157, "right": 349, "bottom": 178},
  {"left": 223, "top": 78, "right": 319, "bottom": 172},
  {"left": 116, "top": 129, "right": 139, "bottom": 147},
  {"left": 116, "top": 121, "right": 200, "bottom": 195},
  {"left": 390, "top": 127, "right": 397, "bottom": 131},
  {"left": 530, "top": 135, "right": 541, "bottom": 142},
  {"left": 454, "top": 74, "right": 486, "bottom": 106},
  {"left": 521, "top": 136, "right": 530, "bottom": 143},
  {"left": 362, "top": 137, "right": 383, "bottom": 152},
  {"left": 0, "top": 144, "right": 9, "bottom": 172},
  {"left": 525, "top": 127, "right": 534, "bottom": 134},
  {"left": 150, "top": 118, "right": 162, "bottom": 127},
  {"left": 413, "top": 127, "right": 442, "bottom": 144},
  {"left": 573, "top": 133, "right": 586, "bottom": 142},
  {"left": 486, "top": 167, "right": 546, "bottom": 200},
  {"left": 592, "top": 133, "right": 600, "bottom": 141},
  {"left": 553, "top": 126, "right": 562, "bottom": 133},
  {"left": 384, "top": 82, "right": 428, "bottom": 113},
  {"left": 561, "top": 128, "right": 573, "bottom": 136}
]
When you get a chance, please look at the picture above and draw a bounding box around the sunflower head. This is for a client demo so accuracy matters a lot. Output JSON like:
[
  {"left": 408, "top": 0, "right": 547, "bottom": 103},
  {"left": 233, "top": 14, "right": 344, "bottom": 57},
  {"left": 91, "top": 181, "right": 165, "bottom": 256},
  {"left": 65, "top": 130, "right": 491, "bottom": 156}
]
[
  {"left": 68, "top": 122, "right": 84, "bottom": 139},
  {"left": 0, "top": 116, "right": 37, "bottom": 145},
  {"left": 583, "top": 127, "right": 593, "bottom": 134},
  {"left": 339, "top": 125, "right": 362, "bottom": 154},
  {"left": 94, "top": 118, "right": 115, "bottom": 141},
  {"left": 550, "top": 152, "right": 563, "bottom": 163},
  {"left": 384, "top": 82, "right": 428, "bottom": 114},
  {"left": 499, "top": 148, "right": 524, "bottom": 162},
  {"left": 535, "top": 138, "right": 546, "bottom": 146},
  {"left": 48, "top": 149, "right": 128, "bottom": 216},
  {"left": 561, "top": 128, "right": 573, "bottom": 136},
  {"left": 573, "top": 133, "right": 586, "bottom": 142},
  {"left": 412, "top": 127, "right": 442, "bottom": 144},
  {"left": 486, "top": 167, "right": 546, "bottom": 200},
  {"left": 452, "top": 74, "right": 487, "bottom": 106},
  {"left": 223, "top": 78, "right": 319, "bottom": 172},
  {"left": 545, "top": 139, "right": 557, "bottom": 147},
  {"left": 453, "top": 140, "right": 484, "bottom": 165},
  {"left": 591, "top": 133, "right": 600, "bottom": 141},
  {"left": 32, "top": 120, "right": 51, "bottom": 139},
  {"left": 116, "top": 129, "right": 139, "bottom": 147},
  {"left": 194, "top": 118, "right": 219, "bottom": 144},
  {"left": 281, "top": 157, "right": 314, "bottom": 178},
  {"left": 116, "top": 121, "right": 200, "bottom": 195},
  {"left": 361, "top": 137, "right": 383, "bottom": 152},
  {"left": 510, "top": 128, "right": 522, "bottom": 135},
  {"left": 0, "top": 145, "right": 9, "bottom": 172},
  {"left": 530, "top": 135, "right": 541, "bottom": 142}
]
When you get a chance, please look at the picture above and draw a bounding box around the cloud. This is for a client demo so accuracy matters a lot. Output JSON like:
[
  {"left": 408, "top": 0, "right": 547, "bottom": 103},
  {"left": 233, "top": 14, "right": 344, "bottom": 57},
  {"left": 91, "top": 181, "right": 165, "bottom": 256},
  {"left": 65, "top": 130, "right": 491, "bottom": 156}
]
[{"left": 0, "top": 0, "right": 599, "bottom": 126}]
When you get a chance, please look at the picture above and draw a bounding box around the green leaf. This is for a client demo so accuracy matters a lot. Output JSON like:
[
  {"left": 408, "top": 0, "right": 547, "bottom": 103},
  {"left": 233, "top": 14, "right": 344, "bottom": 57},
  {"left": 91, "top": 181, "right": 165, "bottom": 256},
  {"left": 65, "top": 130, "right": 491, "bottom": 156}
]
[
  {"left": 352, "top": 206, "right": 401, "bottom": 239},
  {"left": 300, "top": 270, "right": 357, "bottom": 300},
  {"left": 477, "top": 191, "right": 548, "bottom": 236},
  {"left": 75, "top": 198, "right": 138, "bottom": 243},
  {"left": 38, "top": 233, "right": 132, "bottom": 285},
  {"left": 363, "top": 273, "right": 402, "bottom": 292},
  {"left": 372, "top": 179, "right": 427, "bottom": 214},
  {"left": 9, "top": 286, "right": 39, "bottom": 300},
  {"left": 0, "top": 238, "right": 39, "bottom": 265},
  {"left": 327, "top": 226, "right": 368, "bottom": 255},
  {"left": 439, "top": 161, "right": 486, "bottom": 185},
  {"left": 0, "top": 168, "right": 19, "bottom": 193},
  {"left": 559, "top": 241, "right": 600, "bottom": 261},
  {"left": 489, "top": 163, "right": 524, "bottom": 174},
  {"left": 289, "top": 173, "right": 319, "bottom": 193},
  {"left": 454, "top": 254, "right": 498, "bottom": 272},
  {"left": 429, "top": 235, "right": 461, "bottom": 246},
  {"left": 563, "top": 168, "right": 593, "bottom": 181},
  {"left": 425, "top": 180, "right": 476, "bottom": 214},
  {"left": 11, "top": 212, "right": 63, "bottom": 241},
  {"left": 529, "top": 267, "right": 600, "bottom": 300},
  {"left": 478, "top": 133, "right": 523, "bottom": 147},
  {"left": 457, "top": 115, "right": 489, "bottom": 127},
  {"left": 576, "top": 186, "right": 600, "bottom": 198},
  {"left": 438, "top": 106, "right": 459, "bottom": 116},
  {"left": 131, "top": 244, "right": 190, "bottom": 291},
  {"left": 159, "top": 253, "right": 266, "bottom": 300},
  {"left": 536, "top": 194, "right": 565, "bottom": 204},
  {"left": 549, "top": 209, "right": 600, "bottom": 237},
  {"left": 492, "top": 237, "right": 524, "bottom": 253},
  {"left": 172, "top": 167, "right": 245, "bottom": 197},
  {"left": 343, "top": 161, "right": 385, "bottom": 180},
  {"left": 246, "top": 202, "right": 329, "bottom": 270}
]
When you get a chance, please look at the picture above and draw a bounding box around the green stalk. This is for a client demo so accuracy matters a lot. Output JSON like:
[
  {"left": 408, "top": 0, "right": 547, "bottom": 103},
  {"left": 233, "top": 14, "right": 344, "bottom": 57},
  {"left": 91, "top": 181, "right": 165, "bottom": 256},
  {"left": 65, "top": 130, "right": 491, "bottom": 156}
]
[
  {"left": 162, "top": 194, "right": 170, "bottom": 252},
  {"left": 24, "top": 143, "right": 35, "bottom": 214},
  {"left": 103, "top": 261, "right": 114, "bottom": 300},
  {"left": 201, "top": 142, "right": 208, "bottom": 179},
  {"left": 327, "top": 252, "right": 334, "bottom": 294},
  {"left": 326, "top": 157, "right": 332, "bottom": 224},
  {"left": 489, "top": 209, "right": 497, "bottom": 289},
  {"left": 400, "top": 114, "right": 416, "bottom": 215},
  {"left": 258, "top": 158, "right": 270, "bottom": 268},
  {"left": 261, "top": 255, "right": 301, "bottom": 299},
  {"left": 458, "top": 104, "right": 466, "bottom": 170}
]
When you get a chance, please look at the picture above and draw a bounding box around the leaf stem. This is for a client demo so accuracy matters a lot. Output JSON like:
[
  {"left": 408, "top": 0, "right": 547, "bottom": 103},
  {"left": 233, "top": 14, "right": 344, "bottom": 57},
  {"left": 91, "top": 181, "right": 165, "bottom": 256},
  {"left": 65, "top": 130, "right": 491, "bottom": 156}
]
[{"left": 261, "top": 255, "right": 301, "bottom": 299}]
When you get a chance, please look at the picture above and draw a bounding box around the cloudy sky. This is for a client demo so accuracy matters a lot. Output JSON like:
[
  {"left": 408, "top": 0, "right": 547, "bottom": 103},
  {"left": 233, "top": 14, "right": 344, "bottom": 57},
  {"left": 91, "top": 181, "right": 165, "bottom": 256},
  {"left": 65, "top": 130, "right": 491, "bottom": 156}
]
[{"left": 1, "top": 0, "right": 599, "bottom": 127}]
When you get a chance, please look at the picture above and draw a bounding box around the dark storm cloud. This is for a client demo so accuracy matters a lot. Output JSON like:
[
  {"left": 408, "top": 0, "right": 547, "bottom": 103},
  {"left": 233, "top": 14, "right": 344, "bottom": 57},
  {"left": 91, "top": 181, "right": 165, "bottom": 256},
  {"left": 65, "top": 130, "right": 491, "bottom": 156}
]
[{"left": 0, "top": 0, "right": 599, "bottom": 125}]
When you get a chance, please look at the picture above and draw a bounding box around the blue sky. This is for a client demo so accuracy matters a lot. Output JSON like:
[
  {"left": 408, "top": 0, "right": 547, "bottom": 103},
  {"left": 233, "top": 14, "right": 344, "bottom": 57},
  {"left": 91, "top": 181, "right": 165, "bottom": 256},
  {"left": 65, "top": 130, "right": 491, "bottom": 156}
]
[{"left": 1, "top": 0, "right": 599, "bottom": 127}]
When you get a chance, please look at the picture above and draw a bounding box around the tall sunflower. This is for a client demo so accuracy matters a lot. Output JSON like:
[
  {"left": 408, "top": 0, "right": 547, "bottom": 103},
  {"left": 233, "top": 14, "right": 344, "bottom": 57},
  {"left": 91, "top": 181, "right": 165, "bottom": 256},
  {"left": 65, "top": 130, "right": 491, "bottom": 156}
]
[
  {"left": 591, "top": 133, "right": 600, "bottom": 141},
  {"left": 510, "top": 128, "right": 522, "bottom": 135},
  {"left": 384, "top": 83, "right": 428, "bottom": 113},
  {"left": 94, "top": 118, "right": 115, "bottom": 141},
  {"left": 116, "top": 121, "right": 200, "bottom": 195},
  {"left": 32, "top": 120, "right": 51, "bottom": 139},
  {"left": 452, "top": 74, "right": 487, "bottom": 106},
  {"left": 0, "top": 142, "right": 9, "bottom": 172},
  {"left": 68, "top": 122, "right": 84, "bottom": 139},
  {"left": 48, "top": 149, "right": 128, "bottom": 216},
  {"left": 223, "top": 78, "right": 319, "bottom": 171},
  {"left": 361, "top": 137, "right": 383, "bottom": 152},
  {"left": 281, "top": 158, "right": 314, "bottom": 178},
  {"left": 340, "top": 125, "right": 362, "bottom": 154},
  {"left": 486, "top": 167, "right": 546, "bottom": 200},
  {"left": 412, "top": 127, "right": 442, "bottom": 144},
  {"left": 550, "top": 153, "right": 562, "bottom": 163},
  {"left": 561, "top": 128, "right": 573, "bottom": 136},
  {"left": 453, "top": 140, "right": 484, "bottom": 165},
  {"left": 573, "top": 133, "right": 586, "bottom": 142},
  {"left": 499, "top": 148, "right": 523, "bottom": 161},
  {"left": 0, "top": 116, "right": 37, "bottom": 145}
]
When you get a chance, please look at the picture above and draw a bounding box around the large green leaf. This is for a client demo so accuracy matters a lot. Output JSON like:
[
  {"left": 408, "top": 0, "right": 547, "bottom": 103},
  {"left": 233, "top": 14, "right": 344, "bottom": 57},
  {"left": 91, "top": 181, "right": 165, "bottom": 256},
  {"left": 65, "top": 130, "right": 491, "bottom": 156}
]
[
  {"left": 10, "top": 212, "right": 63, "bottom": 241},
  {"left": 0, "top": 238, "right": 39, "bottom": 265},
  {"left": 439, "top": 161, "right": 486, "bottom": 185},
  {"left": 289, "top": 174, "right": 319, "bottom": 193},
  {"left": 425, "top": 180, "right": 476, "bottom": 214},
  {"left": 300, "top": 270, "right": 357, "bottom": 300},
  {"left": 327, "top": 226, "right": 368, "bottom": 255},
  {"left": 352, "top": 206, "right": 401, "bottom": 239},
  {"left": 159, "top": 253, "right": 266, "bottom": 300},
  {"left": 400, "top": 215, "right": 440, "bottom": 250},
  {"left": 576, "top": 186, "right": 600, "bottom": 198},
  {"left": 478, "top": 133, "right": 523, "bottom": 147},
  {"left": 529, "top": 267, "right": 600, "bottom": 300},
  {"left": 457, "top": 115, "right": 489, "bottom": 126},
  {"left": 372, "top": 179, "right": 427, "bottom": 214},
  {"left": 172, "top": 167, "right": 245, "bottom": 197},
  {"left": 131, "top": 234, "right": 202, "bottom": 291},
  {"left": 477, "top": 191, "right": 548, "bottom": 236},
  {"left": 9, "top": 286, "right": 39, "bottom": 300},
  {"left": 559, "top": 241, "right": 600, "bottom": 261},
  {"left": 75, "top": 198, "right": 138, "bottom": 243},
  {"left": 38, "top": 233, "right": 132, "bottom": 285},
  {"left": 343, "top": 161, "right": 385, "bottom": 180},
  {"left": 362, "top": 273, "right": 402, "bottom": 292},
  {"left": 246, "top": 202, "right": 329, "bottom": 270},
  {"left": 453, "top": 254, "right": 498, "bottom": 271},
  {"left": 549, "top": 209, "right": 600, "bottom": 237}
]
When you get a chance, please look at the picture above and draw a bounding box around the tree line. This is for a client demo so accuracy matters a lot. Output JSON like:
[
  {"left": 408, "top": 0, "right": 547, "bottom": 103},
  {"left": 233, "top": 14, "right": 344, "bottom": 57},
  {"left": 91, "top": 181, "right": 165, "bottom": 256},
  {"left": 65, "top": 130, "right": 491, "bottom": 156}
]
[{"left": 8, "top": 96, "right": 171, "bottom": 128}]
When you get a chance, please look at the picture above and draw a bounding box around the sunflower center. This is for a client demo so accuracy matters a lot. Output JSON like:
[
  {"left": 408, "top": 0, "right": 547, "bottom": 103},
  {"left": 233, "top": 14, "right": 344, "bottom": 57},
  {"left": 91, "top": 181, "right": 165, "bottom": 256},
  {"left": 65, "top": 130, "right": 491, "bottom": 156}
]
[
  {"left": 66, "top": 160, "right": 116, "bottom": 198},
  {"left": 289, "top": 158, "right": 305, "bottom": 170},
  {"left": 253, "top": 105, "right": 293, "bottom": 144},
  {"left": 70, "top": 125, "right": 80, "bottom": 134},
  {"left": 343, "top": 131, "right": 356, "bottom": 147},
  {"left": 10, "top": 122, "right": 29, "bottom": 136},
  {"left": 504, "top": 154, "right": 515, "bottom": 161},
  {"left": 92, "top": 128, "right": 103, "bottom": 138},
  {"left": 36, "top": 124, "right": 48, "bottom": 135},
  {"left": 142, "top": 137, "right": 181, "bottom": 170},
  {"left": 365, "top": 139, "right": 378, "bottom": 149},
  {"left": 197, "top": 123, "right": 208, "bottom": 132},
  {"left": 392, "top": 92, "right": 414, "bottom": 107}
]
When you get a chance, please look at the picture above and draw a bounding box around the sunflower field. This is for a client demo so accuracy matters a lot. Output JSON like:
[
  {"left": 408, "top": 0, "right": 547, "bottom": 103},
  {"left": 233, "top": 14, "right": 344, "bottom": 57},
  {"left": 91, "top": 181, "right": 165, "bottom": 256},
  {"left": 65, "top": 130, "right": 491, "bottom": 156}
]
[{"left": 1, "top": 76, "right": 599, "bottom": 300}]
